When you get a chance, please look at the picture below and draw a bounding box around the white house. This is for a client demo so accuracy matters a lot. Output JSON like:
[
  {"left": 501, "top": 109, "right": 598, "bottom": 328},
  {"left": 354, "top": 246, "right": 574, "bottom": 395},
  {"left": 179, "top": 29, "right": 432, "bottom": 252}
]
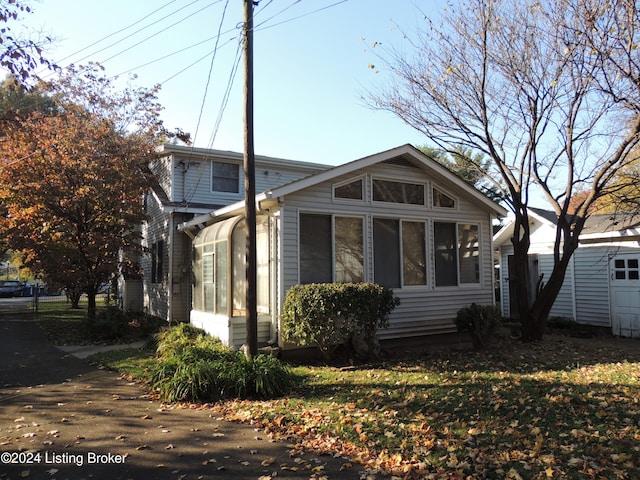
[
  {"left": 179, "top": 144, "right": 507, "bottom": 348},
  {"left": 494, "top": 207, "right": 640, "bottom": 337},
  {"left": 119, "top": 144, "right": 329, "bottom": 323}
]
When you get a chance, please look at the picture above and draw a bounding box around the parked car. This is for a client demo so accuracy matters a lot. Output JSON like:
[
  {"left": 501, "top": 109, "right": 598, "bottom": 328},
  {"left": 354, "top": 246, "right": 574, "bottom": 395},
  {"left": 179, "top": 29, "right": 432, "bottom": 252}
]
[{"left": 0, "top": 280, "right": 26, "bottom": 298}]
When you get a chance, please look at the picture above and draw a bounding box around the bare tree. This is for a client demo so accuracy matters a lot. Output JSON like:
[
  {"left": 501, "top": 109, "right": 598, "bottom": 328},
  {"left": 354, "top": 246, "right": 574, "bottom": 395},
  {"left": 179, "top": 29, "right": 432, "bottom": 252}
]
[{"left": 370, "top": 0, "right": 640, "bottom": 341}]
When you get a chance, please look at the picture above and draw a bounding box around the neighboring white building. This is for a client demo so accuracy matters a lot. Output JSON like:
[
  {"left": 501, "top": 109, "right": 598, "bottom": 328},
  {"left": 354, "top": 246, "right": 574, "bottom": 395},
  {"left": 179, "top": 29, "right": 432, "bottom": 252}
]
[
  {"left": 179, "top": 144, "right": 507, "bottom": 348},
  {"left": 494, "top": 207, "right": 640, "bottom": 337}
]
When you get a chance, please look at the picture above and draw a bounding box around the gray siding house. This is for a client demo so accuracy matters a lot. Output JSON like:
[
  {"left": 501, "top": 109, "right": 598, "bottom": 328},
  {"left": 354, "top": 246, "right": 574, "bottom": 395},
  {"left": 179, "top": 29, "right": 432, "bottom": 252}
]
[
  {"left": 119, "top": 144, "right": 328, "bottom": 323},
  {"left": 494, "top": 208, "right": 640, "bottom": 337},
  {"left": 179, "top": 144, "right": 507, "bottom": 348}
]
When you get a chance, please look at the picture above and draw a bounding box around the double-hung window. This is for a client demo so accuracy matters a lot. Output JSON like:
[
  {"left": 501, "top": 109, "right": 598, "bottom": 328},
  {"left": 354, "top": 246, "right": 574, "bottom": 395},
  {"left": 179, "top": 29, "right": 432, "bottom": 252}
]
[{"left": 212, "top": 161, "right": 240, "bottom": 193}]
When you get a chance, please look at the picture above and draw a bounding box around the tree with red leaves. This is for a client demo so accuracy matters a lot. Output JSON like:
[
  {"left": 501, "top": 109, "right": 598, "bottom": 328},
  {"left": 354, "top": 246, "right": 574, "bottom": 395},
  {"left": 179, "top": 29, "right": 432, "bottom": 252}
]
[{"left": 0, "top": 63, "right": 165, "bottom": 320}]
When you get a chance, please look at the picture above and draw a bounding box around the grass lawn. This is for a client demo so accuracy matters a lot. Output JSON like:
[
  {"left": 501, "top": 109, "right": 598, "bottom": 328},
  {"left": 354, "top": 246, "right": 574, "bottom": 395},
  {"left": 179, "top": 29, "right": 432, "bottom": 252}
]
[
  {"left": 36, "top": 297, "right": 164, "bottom": 345},
  {"left": 90, "top": 334, "right": 640, "bottom": 479}
]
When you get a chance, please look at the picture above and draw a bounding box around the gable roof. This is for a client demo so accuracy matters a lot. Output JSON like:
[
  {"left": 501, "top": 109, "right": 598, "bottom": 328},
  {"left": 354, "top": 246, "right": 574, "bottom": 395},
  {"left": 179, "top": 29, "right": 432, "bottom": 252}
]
[
  {"left": 494, "top": 207, "right": 640, "bottom": 247},
  {"left": 179, "top": 144, "right": 508, "bottom": 232}
]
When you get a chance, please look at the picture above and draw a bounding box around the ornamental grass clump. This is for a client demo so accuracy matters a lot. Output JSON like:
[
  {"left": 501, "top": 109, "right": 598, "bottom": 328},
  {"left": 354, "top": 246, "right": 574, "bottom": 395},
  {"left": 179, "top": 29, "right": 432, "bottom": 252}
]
[{"left": 149, "top": 324, "right": 293, "bottom": 402}]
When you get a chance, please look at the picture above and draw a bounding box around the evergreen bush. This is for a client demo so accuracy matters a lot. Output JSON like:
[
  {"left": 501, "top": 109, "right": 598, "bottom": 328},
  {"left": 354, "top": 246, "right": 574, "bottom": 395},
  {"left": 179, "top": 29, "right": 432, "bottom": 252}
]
[
  {"left": 455, "top": 303, "right": 502, "bottom": 350},
  {"left": 281, "top": 282, "right": 400, "bottom": 361}
]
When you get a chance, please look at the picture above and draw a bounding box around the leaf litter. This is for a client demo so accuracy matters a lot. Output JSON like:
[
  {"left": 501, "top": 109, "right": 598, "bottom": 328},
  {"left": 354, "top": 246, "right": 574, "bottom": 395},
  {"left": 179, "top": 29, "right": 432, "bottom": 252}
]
[{"left": 205, "top": 337, "right": 640, "bottom": 479}]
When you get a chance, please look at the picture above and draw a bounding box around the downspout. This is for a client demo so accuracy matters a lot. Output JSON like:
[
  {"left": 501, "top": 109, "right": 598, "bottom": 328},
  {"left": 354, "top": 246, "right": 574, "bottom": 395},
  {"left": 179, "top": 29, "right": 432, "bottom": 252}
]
[
  {"left": 268, "top": 211, "right": 279, "bottom": 345},
  {"left": 168, "top": 211, "right": 174, "bottom": 325}
]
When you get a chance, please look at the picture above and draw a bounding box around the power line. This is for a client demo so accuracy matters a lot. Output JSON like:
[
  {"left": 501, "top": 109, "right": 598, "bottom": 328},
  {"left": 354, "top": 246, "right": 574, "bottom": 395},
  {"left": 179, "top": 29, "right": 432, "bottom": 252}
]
[
  {"left": 110, "top": 28, "right": 236, "bottom": 79},
  {"left": 183, "top": 38, "right": 242, "bottom": 204},
  {"left": 191, "top": 0, "right": 231, "bottom": 146},
  {"left": 255, "top": 0, "right": 349, "bottom": 32},
  {"left": 157, "top": 35, "right": 238, "bottom": 86},
  {"left": 97, "top": 1, "right": 222, "bottom": 67},
  {"left": 53, "top": 0, "right": 180, "bottom": 65}
]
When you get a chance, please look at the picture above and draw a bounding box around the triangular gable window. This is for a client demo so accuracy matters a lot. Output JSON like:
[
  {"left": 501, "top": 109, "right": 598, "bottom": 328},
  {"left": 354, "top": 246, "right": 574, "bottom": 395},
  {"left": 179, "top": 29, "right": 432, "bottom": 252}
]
[
  {"left": 433, "top": 187, "right": 456, "bottom": 208},
  {"left": 334, "top": 178, "right": 363, "bottom": 201}
]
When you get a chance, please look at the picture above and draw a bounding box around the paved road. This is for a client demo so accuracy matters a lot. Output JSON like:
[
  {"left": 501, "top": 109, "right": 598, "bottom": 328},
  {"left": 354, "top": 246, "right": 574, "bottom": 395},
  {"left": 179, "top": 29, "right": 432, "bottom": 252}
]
[
  {"left": 0, "top": 297, "right": 33, "bottom": 318},
  {"left": 0, "top": 320, "right": 364, "bottom": 480}
]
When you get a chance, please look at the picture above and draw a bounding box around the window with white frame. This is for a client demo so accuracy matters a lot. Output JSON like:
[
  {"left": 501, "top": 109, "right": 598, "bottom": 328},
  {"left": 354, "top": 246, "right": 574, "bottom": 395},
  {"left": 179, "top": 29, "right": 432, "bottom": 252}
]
[
  {"left": 433, "top": 187, "right": 456, "bottom": 208},
  {"left": 334, "top": 178, "right": 364, "bottom": 201},
  {"left": 372, "top": 179, "right": 425, "bottom": 205},
  {"left": 212, "top": 161, "right": 240, "bottom": 193},
  {"left": 373, "top": 218, "right": 427, "bottom": 288},
  {"left": 433, "top": 222, "right": 480, "bottom": 286},
  {"left": 299, "top": 213, "right": 364, "bottom": 284}
]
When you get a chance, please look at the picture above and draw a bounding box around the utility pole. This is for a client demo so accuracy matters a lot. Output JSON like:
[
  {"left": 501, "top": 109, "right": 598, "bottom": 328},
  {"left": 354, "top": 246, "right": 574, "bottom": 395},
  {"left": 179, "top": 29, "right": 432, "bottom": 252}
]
[{"left": 243, "top": 0, "right": 258, "bottom": 359}]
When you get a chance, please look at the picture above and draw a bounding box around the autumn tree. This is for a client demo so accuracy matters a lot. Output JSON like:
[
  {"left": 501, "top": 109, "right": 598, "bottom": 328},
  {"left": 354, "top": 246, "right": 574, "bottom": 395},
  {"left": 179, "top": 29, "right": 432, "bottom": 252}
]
[
  {"left": 0, "top": 63, "right": 165, "bottom": 320},
  {"left": 1, "top": 0, "right": 55, "bottom": 82},
  {"left": 370, "top": 0, "right": 640, "bottom": 341}
]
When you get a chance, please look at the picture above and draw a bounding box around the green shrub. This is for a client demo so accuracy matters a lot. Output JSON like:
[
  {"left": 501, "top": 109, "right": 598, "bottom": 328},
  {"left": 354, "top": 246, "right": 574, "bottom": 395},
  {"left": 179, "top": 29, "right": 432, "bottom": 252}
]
[
  {"left": 149, "top": 324, "right": 294, "bottom": 402},
  {"left": 281, "top": 283, "right": 400, "bottom": 361},
  {"left": 455, "top": 303, "right": 502, "bottom": 350},
  {"left": 89, "top": 306, "right": 128, "bottom": 340}
]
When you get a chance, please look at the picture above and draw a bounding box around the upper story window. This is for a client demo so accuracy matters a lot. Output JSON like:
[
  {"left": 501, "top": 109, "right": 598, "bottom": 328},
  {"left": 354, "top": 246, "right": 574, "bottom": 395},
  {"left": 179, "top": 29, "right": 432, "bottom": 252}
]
[
  {"left": 433, "top": 187, "right": 456, "bottom": 208},
  {"left": 372, "top": 179, "right": 425, "bottom": 205},
  {"left": 212, "top": 161, "right": 240, "bottom": 193},
  {"left": 334, "top": 178, "right": 363, "bottom": 200}
]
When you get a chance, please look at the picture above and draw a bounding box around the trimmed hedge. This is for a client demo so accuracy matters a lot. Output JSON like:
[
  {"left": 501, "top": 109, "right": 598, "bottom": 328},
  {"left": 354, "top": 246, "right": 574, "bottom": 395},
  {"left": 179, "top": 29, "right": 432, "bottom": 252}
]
[{"left": 281, "top": 282, "right": 400, "bottom": 361}]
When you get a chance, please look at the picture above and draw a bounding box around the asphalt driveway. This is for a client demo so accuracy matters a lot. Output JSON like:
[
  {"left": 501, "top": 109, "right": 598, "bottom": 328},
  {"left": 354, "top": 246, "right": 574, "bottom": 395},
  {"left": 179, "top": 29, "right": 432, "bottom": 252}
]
[{"left": 0, "top": 319, "right": 362, "bottom": 480}]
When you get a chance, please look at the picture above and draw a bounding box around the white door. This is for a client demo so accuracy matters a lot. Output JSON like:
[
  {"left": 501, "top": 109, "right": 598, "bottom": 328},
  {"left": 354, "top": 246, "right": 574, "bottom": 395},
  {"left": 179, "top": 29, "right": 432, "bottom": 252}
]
[{"left": 609, "top": 255, "right": 640, "bottom": 337}]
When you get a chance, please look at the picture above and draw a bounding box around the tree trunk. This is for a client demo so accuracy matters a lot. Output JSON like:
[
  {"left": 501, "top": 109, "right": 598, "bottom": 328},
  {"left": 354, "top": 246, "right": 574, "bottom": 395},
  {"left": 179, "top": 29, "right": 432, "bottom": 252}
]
[
  {"left": 86, "top": 286, "right": 97, "bottom": 322},
  {"left": 512, "top": 212, "right": 579, "bottom": 342}
]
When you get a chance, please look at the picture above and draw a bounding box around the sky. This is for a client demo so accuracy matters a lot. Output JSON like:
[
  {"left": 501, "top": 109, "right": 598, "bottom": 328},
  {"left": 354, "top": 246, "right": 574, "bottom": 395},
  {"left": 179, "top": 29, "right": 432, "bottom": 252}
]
[{"left": 13, "top": 0, "right": 445, "bottom": 166}]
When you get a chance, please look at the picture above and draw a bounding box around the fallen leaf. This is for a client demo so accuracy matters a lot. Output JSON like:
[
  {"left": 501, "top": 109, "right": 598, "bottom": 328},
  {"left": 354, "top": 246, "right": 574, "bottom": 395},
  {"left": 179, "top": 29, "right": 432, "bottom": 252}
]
[{"left": 261, "top": 457, "right": 276, "bottom": 466}]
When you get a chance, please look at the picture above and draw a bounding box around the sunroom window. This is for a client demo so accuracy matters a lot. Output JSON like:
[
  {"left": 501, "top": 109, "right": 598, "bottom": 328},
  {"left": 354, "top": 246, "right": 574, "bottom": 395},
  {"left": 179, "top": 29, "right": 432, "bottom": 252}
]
[
  {"left": 373, "top": 218, "right": 427, "bottom": 288},
  {"left": 433, "top": 222, "right": 480, "bottom": 286},
  {"left": 299, "top": 213, "right": 364, "bottom": 284},
  {"left": 372, "top": 179, "right": 425, "bottom": 205},
  {"left": 192, "top": 216, "right": 270, "bottom": 317},
  {"left": 433, "top": 187, "right": 456, "bottom": 208},
  {"left": 334, "top": 178, "right": 363, "bottom": 200}
]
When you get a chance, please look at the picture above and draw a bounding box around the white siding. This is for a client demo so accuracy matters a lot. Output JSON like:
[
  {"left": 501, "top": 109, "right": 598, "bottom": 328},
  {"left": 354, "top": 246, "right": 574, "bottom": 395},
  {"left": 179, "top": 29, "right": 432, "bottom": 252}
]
[
  {"left": 497, "top": 217, "right": 640, "bottom": 329},
  {"left": 141, "top": 195, "right": 169, "bottom": 321},
  {"left": 278, "top": 162, "right": 497, "bottom": 341},
  {"left": 167, "top": 151, "right": 327, "bottom": 206}
]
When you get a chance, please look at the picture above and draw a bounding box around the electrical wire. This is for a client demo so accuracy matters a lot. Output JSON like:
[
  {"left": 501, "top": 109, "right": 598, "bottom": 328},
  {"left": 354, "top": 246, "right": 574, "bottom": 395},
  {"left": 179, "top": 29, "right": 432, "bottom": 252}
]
[
  {"left": 157, "top": 35, "right": 238, "bottom": 86},
  {"left": 191, "top": 0, "right": 231, "bottom": 147},
  {"left": 97, "top": 1, "right": 222, "bottom": 67},
  {"left": 53, "top": 0, "right": 180, "bottom": 66},
  {"left": 255, "top": 0, "right": 349, "bottom": 32}
]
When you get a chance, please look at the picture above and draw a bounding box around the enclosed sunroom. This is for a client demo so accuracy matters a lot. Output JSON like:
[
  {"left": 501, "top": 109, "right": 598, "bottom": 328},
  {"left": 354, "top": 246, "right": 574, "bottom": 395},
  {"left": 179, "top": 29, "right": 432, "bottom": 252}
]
[
  {"left": 190, "top": 215, "right": 274, "bottom": 346},
  {"left": 181, "top": 144, "right": 507, "bottom": 349}
]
